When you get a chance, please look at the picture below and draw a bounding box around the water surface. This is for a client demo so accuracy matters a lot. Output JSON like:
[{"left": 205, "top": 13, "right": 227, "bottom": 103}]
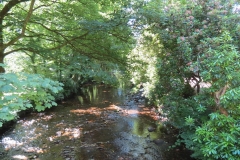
[{"left": 0, "top": 85, "right": 193, "bottom": 160}]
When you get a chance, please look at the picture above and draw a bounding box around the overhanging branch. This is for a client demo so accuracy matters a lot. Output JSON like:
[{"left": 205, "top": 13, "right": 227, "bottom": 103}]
[
  {"left": 3, "top": 0, "right": 35, "bottom": 49},
  {"left": 0, "top": 0, "right": 29, "bottom": 19}
]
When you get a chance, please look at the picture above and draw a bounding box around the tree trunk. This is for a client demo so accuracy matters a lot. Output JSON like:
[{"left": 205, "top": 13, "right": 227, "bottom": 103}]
[
  {"left": 0, "top": 16, "right": 4, "bottom": 73},
  {"left": 214, "top": 84, "right": 229, "bottom": 116},
  {"left": 0, "top": 17, "right": 5, "bottom": 73},
  {"left": 0, "top": 51, "right": 5, "bottom": 73},
  {"left": 29, "top": 52, "right": 37, "bottom": 74}
]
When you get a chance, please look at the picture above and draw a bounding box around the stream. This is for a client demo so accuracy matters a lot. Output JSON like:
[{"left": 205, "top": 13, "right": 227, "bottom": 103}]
[{"left": 0, "top": 85, "right": 193, "bottom": 160}]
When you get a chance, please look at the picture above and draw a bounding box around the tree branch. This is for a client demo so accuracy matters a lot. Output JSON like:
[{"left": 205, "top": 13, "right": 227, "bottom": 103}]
[
  {"left": 29, "top": 20, "right": 90, "bottom": 50},
  {"left": 4, "top": 0, "right": 35, "bottom": 49},
  {"left": 0, "top": 0, "right": 29, "bottom": 19}
]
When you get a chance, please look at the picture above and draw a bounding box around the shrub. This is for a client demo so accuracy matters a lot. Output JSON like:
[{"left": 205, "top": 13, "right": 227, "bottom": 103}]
[{"left": 0, "top": 71, "right": 63, "bottom": 127}]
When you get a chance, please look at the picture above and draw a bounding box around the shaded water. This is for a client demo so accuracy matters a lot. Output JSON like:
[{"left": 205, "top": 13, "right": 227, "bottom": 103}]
[{"left": 0, "top": 85, "right": 193, "bottom": 160}]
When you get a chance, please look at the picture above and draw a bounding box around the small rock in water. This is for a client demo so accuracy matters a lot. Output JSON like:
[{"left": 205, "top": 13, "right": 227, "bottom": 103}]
[
  {"left": 152, "top": 139, "right": 165, "bottom": 145},
  {"left": 147, "top": 127, "right": 156, "bottom": 132},
  {"left": 28, "top": 154, "right": 38, "bottom": 159}
]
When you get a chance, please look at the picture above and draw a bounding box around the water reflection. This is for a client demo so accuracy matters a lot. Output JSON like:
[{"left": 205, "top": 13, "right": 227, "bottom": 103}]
[{"left": 0, "top": 85, "right": 193, "bottom": 160}]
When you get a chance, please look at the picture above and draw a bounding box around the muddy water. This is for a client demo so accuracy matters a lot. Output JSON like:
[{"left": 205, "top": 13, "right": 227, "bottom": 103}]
[{"left": 0, "top": 85, "right": 193, "bottom": 160}]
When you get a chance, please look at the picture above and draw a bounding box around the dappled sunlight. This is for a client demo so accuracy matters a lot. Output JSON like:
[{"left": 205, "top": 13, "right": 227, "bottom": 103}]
[
  {"left": 48, "top": 127, "right": 82, "bottom": 143},
  {"left": 12, "top": 155, "right": 28, "bottom": 160},
  {"left": 28, "top": 113, "right": 54, "bottom": 122},
  {"left": 20, "top": 119, "right": 36, "bottom": 127},
  {"left": 124, "top": 106, "right": 160, "bottom": 120},
  {"left": 70, "top": 103, "right": 160, "bottom": 121},
  {"left": 70, "top": 104, "right": 124, "bottom": 116},
  {"left": 1, "top": 101, "right": 160, "bottom": 157},
  {"left": 2, "top": 114, "right": 62, "bottom": 154},
  {"left": 2, "top": 137, "right": 23, "bottom": 150},
  {"left": 105, "top": 104, "right": 122, "bottom": 111},
  {"left": 62, "top": 128, "right": 81, "bottom": 138},
  {"left": 70, "top": 107, "right": 102, "bottom": 116},
  {"left": 126, "top": 109, "right": 139, "bottom": 115},
  {"left": 40, "top": 115, "right": 54, "bottom": 121},
  {"left": 1, "top": 127, "right": 46, "bottom": 154},
  {"left": 0, "top": 85, "right": 170, "bottom": 159},
  {"left": 22, "top": 146, "right": 44, "bottom": 153},
  {"left": 56, "top": 122, "right": 65, "bottom": 127},
  {"left": 1, "top": 127, "right": 43, "bottom": 150},
  {"left": 55, "top": 128, "right": 81, "bottom": 139}
]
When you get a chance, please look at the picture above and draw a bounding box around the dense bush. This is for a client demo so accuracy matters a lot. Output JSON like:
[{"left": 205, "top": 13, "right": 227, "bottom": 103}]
[
  {"left": 0, "top": 66, "right": 63, "bottom": 127},
  {"left": 130, "top": 0, "right": 240, "bottom": 159}
]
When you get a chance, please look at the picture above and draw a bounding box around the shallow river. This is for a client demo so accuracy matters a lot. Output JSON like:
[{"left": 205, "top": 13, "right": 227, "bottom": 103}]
[{"left": 0, "top": 85, "right": 193, "bottom": 160}]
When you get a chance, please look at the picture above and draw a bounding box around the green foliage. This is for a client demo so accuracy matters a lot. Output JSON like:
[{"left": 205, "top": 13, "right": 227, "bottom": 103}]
[
  {"left": 127, "top": 32, "right": 161, "bottom": 99},
  {"left": 0, "top": 70, "right": 63, "bottom": 127},
  {"left": 187, "top": 32, "right": 240, "bottom": 159},
  {"left": 197, "top": 31, "right": 240, "bottom": 85},
  {"left": 193, "top": 113, "right": 240, "bottom": 160},
  {"left": 185, "top": 116, "right": 194, "bottom": 126},
  {"left": 1, "top": 0, "right": 135, "bottom": 95},
  {"left": 133, "top": 0, "right": 240, "bottom": 159},
  {"left": 0, "top": 0, "right": 136, "bottom": 129},
  {"left": 1, "top": 0, "right": 135, "bottom": 99},
  {"left": 0, "top": 1, "right": 238, "bottom": 159}
]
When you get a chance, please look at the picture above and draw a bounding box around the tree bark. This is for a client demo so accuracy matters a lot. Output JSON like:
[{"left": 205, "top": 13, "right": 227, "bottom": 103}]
[
  {"left": 214, "top": 84, "right": 229, "bottom": 116},
  {"left": 0, "top": 50, "right": 5, "bottom": 73},
  {"left": 0, "top": 15, "right": 5, "bottom": 73},
  {"left": 0, "top": 0, "right": 35, "bottom": 73}
]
